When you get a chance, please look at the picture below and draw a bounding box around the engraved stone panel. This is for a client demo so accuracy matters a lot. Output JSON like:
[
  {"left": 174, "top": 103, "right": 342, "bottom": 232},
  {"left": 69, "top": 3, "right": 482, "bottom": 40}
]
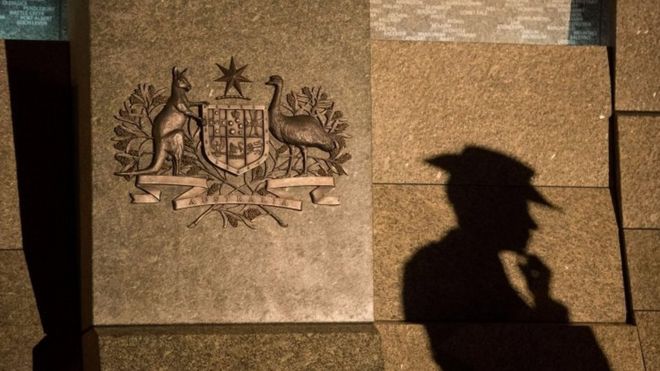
[
  {"left": 624, "top": 230, "right": 660, "bottom": 310},
  {"left": 377, "top": 323, "right": 644, "bottom": 371},
  {"left": 0, "top": 41, "right": 22, "bottom": 249},
  {"left": 71, "top": 0, "right": 372, "bottom": 324},
  {"left": 619, "top": 115, "right": 660, "bottom": 228},
  {"left": 615, "top": 0, "right": 660, "bottom": 111},
  {"left": 370, "top": 0, "right": 610, "bottom": 45},
  {"left": 372, "top": 41, "right": 611, "bottom": 187},
  {"left": 0, "top": 0, "right": 67, "bottom": 40},
  {"left": 374, "top": 184, "right": 625, "bottom": 322}
]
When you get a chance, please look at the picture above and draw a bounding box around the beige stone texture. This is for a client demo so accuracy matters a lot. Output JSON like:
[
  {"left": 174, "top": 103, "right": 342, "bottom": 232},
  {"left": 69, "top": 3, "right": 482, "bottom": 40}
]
[
  {"left": 71, "top": 0, "right": 374, "bottom": 325},
  {"left": 0, "top": 251, "right": 43, "bottom": 371},
  {"left": 374, "top": 184, "right": 625, "bottom": 322},
  {"left": 619, "top": 115, "right": 660, "bottom": 228},
  {"left": 90, "top": 324, "right": 383, "bottom": 371},
  {"left": 0, "top": 325, "right": 43, "bottom": 371},
  {"left": 0, "top": 251, "right": 40, "bottom": 327},
  {"left": 0, "top": 41, "right": 22, "bottom": 249},
  {"left": 616, "top": 0, "right": 660, "bottom": 111},
  {"left": 637, "top": 311, "right": 660, "bottom": 371},
  {"left": 372, "top": 41, "right": 611, "bottom": 187},
  {"left": 625, "top": 230, "right": 660, "bottom": 310},
  {"left": 377, "top": 324, "right": 437, "bottom": 370},
  {"left": 377, "top": 323, "right": 644, "bottom": 371}
]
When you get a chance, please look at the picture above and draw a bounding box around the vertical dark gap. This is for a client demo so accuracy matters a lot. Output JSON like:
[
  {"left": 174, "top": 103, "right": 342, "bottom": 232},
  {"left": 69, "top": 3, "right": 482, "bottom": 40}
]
[
  {"left": 68, "top": 0, "right": 93, "bottom": 343},
  {"left": 609, "top": 110, "right": 633, "bottom": 325},
  {"left": 5, "top": 40, "right": 82, "bottom": 371},
  {"left": 605, "top": 0, "right": 634, "bottom": 325}
]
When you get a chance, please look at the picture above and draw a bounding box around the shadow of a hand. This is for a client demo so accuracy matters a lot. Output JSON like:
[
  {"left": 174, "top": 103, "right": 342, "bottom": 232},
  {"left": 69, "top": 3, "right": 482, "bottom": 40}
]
[{"left": 518, "top": 254, "right": 551, "bottom": 298}]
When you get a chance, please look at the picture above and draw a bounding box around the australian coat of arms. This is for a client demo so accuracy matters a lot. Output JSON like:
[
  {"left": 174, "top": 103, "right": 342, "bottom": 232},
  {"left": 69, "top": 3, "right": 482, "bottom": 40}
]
[{"left": 113, "top": 57, "right": 351, "bottom": 229}]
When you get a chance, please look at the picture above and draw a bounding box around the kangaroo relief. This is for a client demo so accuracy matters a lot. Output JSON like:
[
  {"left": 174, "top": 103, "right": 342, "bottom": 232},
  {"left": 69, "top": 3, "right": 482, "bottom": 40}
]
[{"left": 116, "top": 67, "right": 208, "bottom": 176}]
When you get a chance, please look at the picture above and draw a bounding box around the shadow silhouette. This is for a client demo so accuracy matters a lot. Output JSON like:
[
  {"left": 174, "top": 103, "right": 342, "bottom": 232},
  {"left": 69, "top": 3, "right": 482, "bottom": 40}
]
[
  {"left": 5, "top": 41, "right": 82, "bottom": 370},
  {"left": 403, "top": 146, "right": 610, "bottom": 370}
]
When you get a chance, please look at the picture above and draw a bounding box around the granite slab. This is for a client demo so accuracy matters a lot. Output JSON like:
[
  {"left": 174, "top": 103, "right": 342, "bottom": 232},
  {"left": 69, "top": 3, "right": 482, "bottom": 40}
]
[
  {"left": 0, "top": 251, "right": 43, "bottom": 371},
  {"left": 372, "top": 41, "right": 611, "bottom": 187},
  {"left": 0, "top": 325, "right": 43, "bottom": 371},
  {"left": 618, "top": 115, "right": 660, "bottom": 228},
  {"left": 637, "top": 311, "right": 660, "bottom": 371},
  {"left": 71, "top": 0, "right": 372, "bottom": 324},
  {"left": 0, "top": 251, "right": 40, "bottom": 327},
  {"left": 377, "top": 323, "right": 644, "bottom": 371},
  {"left": 374, "top": 184, "right": 625, "bottom": 322},
  {"left": 615, "top": 0, "right": 660, "bottom": 112},
  {"left": 87, "top": 324, "right": 383, "bottom": 371},
  {"left": 625, "top": 230, "right": 660, "bottom": 311},
  {"left": 0, "top": 41, "right": 22, "bottom": 249}
]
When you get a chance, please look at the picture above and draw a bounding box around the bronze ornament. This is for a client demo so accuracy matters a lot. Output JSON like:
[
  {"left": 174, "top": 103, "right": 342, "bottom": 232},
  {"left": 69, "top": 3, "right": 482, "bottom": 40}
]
[{"left": 112, "top": 59, "right": 352, "bottom": 229}]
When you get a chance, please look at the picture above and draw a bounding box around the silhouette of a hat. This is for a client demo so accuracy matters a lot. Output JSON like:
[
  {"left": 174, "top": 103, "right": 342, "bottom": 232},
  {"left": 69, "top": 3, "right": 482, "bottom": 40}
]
[{"left": 427, "top": 146, "right": 554, "bottom": 207}]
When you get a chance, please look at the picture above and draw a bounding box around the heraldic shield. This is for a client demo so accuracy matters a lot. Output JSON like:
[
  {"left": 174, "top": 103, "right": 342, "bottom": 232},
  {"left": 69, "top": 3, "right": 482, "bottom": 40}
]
[{"left": 201, "top": 104, "right": 269, "bottom": 175}]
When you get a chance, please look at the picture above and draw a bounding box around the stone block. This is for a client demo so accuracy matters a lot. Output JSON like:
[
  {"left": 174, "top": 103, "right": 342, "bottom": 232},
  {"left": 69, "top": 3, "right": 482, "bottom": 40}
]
[
  {"left": 377, "top": 324, "right": 437, "bottom": 371},
  {"left": 0, "top": 41, "right": 22, "bottom": 249},
  {"left": 637, "top": 311, "right": 660, "bottom": 371},
  {"left": 88, "top": 324, "right": 383, "bottom": 371},
  {"left": 377, "top": 323, "right": 644, "bottom": 371},
  {"left": 0, "top": 251, "right": 40, "bottom": 327},
  {"left": 0, "top": 325, "right": 43, "bottom": 371},
  {"left": 0, "top": 251, "right": 43, "bottom": 371},
  {"left": 615, "top": 0, "right": 660, "bottom": 111},
  {"left": 70, "top": 0, "right": 373, "bottom": 324},
  {"left": 372, "top": 41, "right": 611, "bottom": 187},
  {"left": 619, "top": 115, "right": 660, "bottom": 228},
  {"left": 374, "top": 184, "right": 625, "bottom": 322},
  {"left": 625, "top": 230, "right": 660, "bottom": 310}
]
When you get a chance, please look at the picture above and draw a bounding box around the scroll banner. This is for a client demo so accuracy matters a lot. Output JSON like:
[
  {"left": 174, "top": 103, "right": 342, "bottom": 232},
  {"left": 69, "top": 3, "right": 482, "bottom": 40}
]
[
  {"left": 130, "top": 175, "right": 301, "bottom": 211},
  {"left": 266, "top": 176, "right": 340, "bottom": 206},
  {"left": 130, "top": 175, "right": 208, "bottom": 205}
]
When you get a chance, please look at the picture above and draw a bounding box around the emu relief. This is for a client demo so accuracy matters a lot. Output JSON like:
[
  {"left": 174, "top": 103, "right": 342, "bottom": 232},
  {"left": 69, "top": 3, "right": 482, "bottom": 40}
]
[{"left": 111, "top": 58, "right": 352, "bottom": 229}]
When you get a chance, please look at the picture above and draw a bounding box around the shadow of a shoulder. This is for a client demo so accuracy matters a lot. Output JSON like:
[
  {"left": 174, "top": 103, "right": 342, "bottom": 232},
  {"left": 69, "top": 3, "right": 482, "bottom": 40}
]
[{"left": 425, "top": 324, "right": 612, "bottom": 371}]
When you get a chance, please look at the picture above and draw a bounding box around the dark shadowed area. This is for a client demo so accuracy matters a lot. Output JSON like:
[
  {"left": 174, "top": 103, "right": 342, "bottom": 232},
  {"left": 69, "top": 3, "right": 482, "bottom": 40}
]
[
  {"left": 6, "top": 40, "right": 81, "bottom": 371},
  {"left": 403, "top": 146, "right": 611, "bottom": 370},
  {"left": 569, "top": 0, "right": 612, "bottom": 45}
]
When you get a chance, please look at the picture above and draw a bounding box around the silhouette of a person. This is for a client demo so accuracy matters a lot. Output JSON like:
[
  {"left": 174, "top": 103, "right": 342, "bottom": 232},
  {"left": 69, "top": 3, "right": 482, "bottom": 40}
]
[
  {"left": 403, "top": 146, "right": 610, "bottom": 370},
  {"left": 404, "top": 146, "right": 566, "bottom": 322}
]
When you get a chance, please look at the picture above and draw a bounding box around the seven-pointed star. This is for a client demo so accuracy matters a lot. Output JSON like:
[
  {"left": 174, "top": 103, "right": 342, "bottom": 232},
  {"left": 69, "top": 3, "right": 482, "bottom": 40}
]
[{"left": 215, "top": 56, "right": 251, "bottom": 97}]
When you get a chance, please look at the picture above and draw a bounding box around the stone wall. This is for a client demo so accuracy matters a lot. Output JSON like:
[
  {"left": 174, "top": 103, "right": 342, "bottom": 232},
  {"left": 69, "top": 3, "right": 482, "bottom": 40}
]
[
  {"left": 1, "top": 0, "right": 659, "bottom": 369},
  {"left": 616, "top": 0, "right": 660, "bottom": 369},
  {"left": 370, "top": 39, "right": 645, "bottom": 369}
]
